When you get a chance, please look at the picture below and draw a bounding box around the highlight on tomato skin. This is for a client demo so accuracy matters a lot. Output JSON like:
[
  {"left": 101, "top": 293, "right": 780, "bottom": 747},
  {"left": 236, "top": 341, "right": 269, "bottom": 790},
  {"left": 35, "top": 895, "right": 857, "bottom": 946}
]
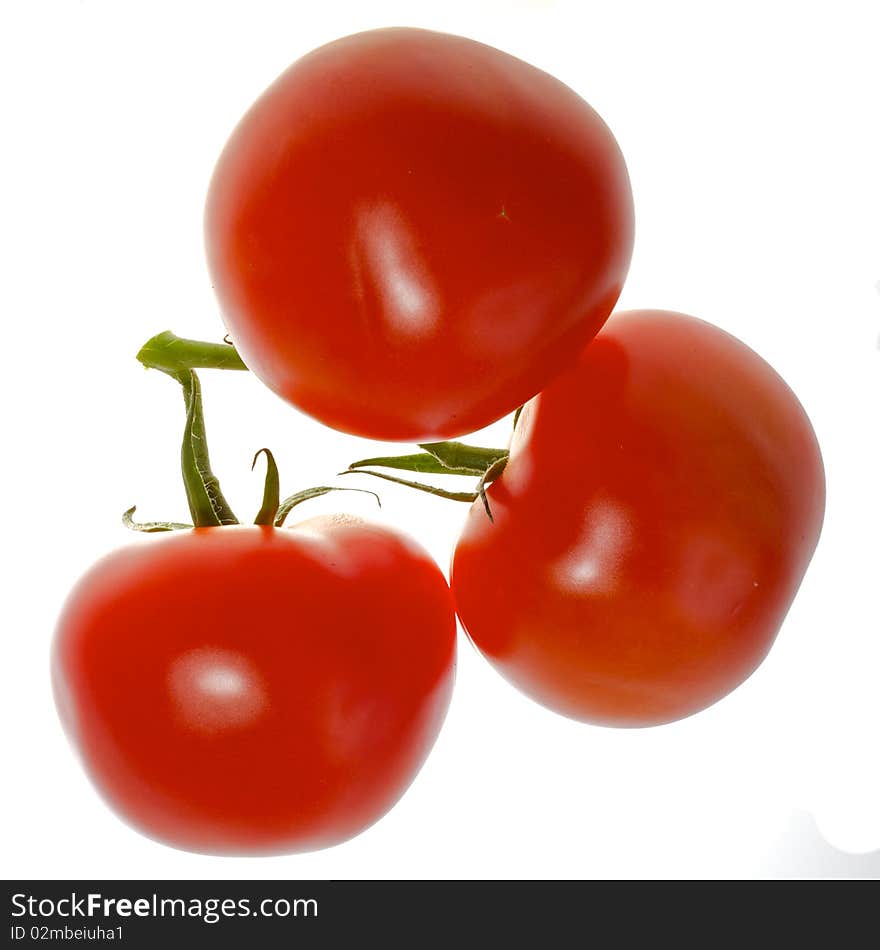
[
  {"left": 205, "top": 27, "right": 634, "bottom": 442},
  {"left": 51, "top": 518, "right": 457, "bottom": 855},
  {"left": 451, "top": 309, "right": 825, "bottom": 728}
]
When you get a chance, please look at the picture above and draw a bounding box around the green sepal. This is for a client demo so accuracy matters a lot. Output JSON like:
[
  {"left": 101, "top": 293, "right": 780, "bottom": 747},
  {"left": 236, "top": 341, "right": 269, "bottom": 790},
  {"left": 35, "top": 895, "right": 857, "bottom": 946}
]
[
  {"left": 252, "top": 448, "right": 280, "bottom": 525},
  {"left": 275, "top": 486, "right": 381, "bottom": 527},
  {"left": 347, "top": 451, "right": 479, "bottom": 477},
  {"left": 418, "top": 441, "right": 508, "bottom": 473},
  {"left": 340, "top": 468, "right": 479, "bottom": 503},
  {"left": 342, "top": 448, "right": 510, "bottom": 521},
  {"left": 123, "top": 506, "right": 192, "bottom": 533},
  {"left": 347, "top": 441, "right": 509, "bottom": 480},
  {"left": 177, "top": 369, "right": 239, "bottom": 527}
]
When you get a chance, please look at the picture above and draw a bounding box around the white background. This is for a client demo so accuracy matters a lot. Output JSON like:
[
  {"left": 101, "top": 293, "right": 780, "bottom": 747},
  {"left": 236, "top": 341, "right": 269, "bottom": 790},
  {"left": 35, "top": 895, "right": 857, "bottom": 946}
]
[{"left": 1, "top": 0, "right": 878, "bottom": 879}]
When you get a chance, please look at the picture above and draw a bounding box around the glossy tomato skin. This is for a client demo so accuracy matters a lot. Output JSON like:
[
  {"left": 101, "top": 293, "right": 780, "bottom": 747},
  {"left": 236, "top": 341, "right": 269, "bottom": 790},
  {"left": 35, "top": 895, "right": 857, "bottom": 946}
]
[
  {"left": 52, "top": 519, "right": 456, "bottom": 854},
  {"left": 452, "top": 310, "right": 825, "bottom": 727},
  {"left": 205, "top": 28, "right": 633, "bottom": 442}
]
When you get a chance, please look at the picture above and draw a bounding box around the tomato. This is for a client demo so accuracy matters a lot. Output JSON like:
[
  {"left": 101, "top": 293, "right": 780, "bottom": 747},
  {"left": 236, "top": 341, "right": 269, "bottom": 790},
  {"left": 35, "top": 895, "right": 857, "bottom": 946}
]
[
  {"left": 452, "top": 310, "right": 825, "bottom": 727},
  {"left": 205, "top": 27, "right": 633, "bottom": 442},
  {"left": 52, "top": 518, "right": 456, "bottom": 854}
]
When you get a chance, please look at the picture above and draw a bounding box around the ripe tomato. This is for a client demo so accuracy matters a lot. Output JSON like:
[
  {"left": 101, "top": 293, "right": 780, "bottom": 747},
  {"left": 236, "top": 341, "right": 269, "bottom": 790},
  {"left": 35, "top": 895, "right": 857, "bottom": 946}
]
[
  {"left": 452, "top": 310, "right": 825, "bottom": 726},
  {"left": 205, "top": 27, "right": 633, "bottom": 442},
  {"left": 52, "top": 518, "right": 456, "bottom": 854}
]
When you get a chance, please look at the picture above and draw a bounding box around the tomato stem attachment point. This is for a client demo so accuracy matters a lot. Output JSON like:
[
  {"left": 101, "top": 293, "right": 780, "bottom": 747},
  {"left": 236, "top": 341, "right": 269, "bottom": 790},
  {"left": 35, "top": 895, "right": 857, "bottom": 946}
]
[
  {"left": 475, "top": 455, "right": 508, "bottom": 522},
  {"left": 133, "top": 330, "right": 383, "bottom": 532}
]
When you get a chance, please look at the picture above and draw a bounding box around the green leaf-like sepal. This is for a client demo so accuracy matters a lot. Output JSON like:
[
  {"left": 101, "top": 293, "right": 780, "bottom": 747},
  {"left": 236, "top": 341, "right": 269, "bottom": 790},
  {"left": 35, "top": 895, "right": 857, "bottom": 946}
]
[
  {"left": 347, "top": 451, "right": 472, "bottom": 476},
  {"left": 177, "top": 370, "right": 239, "bottom": 527},
  {"left": 418, "top": 441, "right": 508, "bottom": 474},
  {"left": 123, "top": 506, "right": 192, "bottom": 533},
  {"left": 275, "top": 486, "right": 381, "bottom": 527},
  {"left": 340, "top": 469, "right": 479, "bottom": 503},
  {"left": 252, "top": 448, "right": 280, "bottom": 525}
]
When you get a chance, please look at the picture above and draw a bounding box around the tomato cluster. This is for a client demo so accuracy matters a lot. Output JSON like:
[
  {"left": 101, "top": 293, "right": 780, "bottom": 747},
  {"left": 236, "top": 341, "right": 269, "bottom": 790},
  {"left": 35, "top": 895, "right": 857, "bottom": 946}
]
[{"left": 53, "top": 28, "right": 824, "bottom": 855}]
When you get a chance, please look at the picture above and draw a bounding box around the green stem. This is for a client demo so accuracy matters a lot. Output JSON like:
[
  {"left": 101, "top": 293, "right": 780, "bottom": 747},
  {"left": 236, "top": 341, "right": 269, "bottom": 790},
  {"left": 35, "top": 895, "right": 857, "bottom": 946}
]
[
  {"left": 137, "top": 330, "right": 248, "bottom": 375},
  {"left": 177, "top": 369, "right": 239, "bottom": 527},
  {"left": 474, "top": 455, "right": 508, "bottom": 522},
  {"left": 135, "top": 330, "right": 243, "bottom": 525}
]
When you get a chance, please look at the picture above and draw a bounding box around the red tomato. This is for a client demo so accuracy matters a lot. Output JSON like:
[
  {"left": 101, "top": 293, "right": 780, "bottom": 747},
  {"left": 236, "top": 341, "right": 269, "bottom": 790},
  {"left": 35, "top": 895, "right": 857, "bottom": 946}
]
[
  {"left": 205, "top": 27, "right": 633, "bottom": 442},
  {"left": 52, "top": 518, "right": 456, "bottom": 854},
  {"left": 452, "top": 310, "right": 825, "bottom": 727}
]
